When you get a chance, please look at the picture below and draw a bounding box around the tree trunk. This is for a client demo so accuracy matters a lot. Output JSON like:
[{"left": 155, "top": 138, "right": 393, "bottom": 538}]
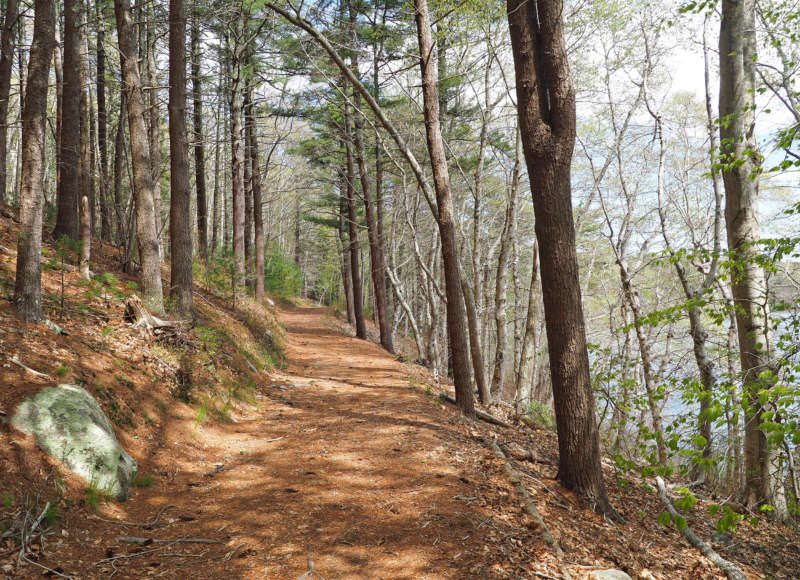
[
  {"left": 351, "top": 88, "right": 393, "bottom": 352},
  {"left": 719, "top": 0, "right": 787, "bottom": 519},
  {"left": 245, "top": 84, "right": 264, "bottom": 301},
  {"left": 414, "top": 0, "right": 473, "bottom": 418},
  {"left": 53, "top": 0, "right": 80, "bottom": 241},
  {"left": 490, "top": 138, "right": 520, "bottom": 400},
  {"left": 96, "top": 0, "right": 110, "bottom": 242},
  {"left": 113, "top": 93, "right": 125, "bottom": 245},
  {"left": 191, "top": 1, "right": 207, "bottom": 262},
  {"left": 339, "top": 187, "right": 355, "bottom": 323},
  {"left": 13, "top": 0, "right": 54, "bottom": 322},
  {"left": 515, "top": 239, "right": 540, "bottom": 407},
  {"left": 342, "top": 75, "right": 367, "bottom": 339},
  {"left": 79, "top": 7, "right": 91, "bottom": 233},
  {"left": 0, "top": 0, "right": 17, "bottom": 204},
  {"left": 168, "top": 0, "right": 193, "bottom": 315},
  {"left": 114, "top": 0, "right": 164, "bottom": 312},
  {"left": 146, "top": 4, "right": 162, "bottom": 258},
  {"left": 507, "top": 0, "right": 613, "bottom": 515},
  {"left": 229, "top": 38, "right": 245, "bottom": 284},
  {"left": 79, "top": 195, "right": 90, "bottom": 279}
]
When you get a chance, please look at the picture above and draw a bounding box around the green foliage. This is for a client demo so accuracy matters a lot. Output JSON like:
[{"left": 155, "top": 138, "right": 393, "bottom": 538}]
[
  {"left": 132, "top": 473, "right": 155, "bottom": 488},
  {"left": 85, "top": 485, "right": 109, "bottom": 511},
  {"left": 526, "top": 401, "right": 556, "bottom": 431},
  {"left": 264, "top": 244, "right": 303, "bottom": 296},
  {"left": 56, "top": 364, "right": 69, "bottom": 377}
]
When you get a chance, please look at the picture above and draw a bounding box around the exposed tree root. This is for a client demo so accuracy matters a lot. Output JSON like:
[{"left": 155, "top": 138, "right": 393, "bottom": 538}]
[{"left": 487, "top": 437, "right": 563, "bottom": 556}]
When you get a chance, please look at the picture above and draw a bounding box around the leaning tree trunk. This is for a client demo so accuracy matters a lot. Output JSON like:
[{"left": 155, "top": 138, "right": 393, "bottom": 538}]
[
  {"left": 168, "top": 0, "right": 193, "bottom": 315},
  {"left": 114, "top": 0, "right": 164, "bottom": 312},
  {"left": 0, "top": 0, "right": 17, "bottom": 204},
  {"left": 507, "top": 0, "right": 614, "bottom": 515},
  {"left": 14, "top": 0, "right": 54, "bottom": 322},
  {"left": 719, "top": 0, "right": 787, "bottom": 519},
  {"left": 53, "top": 0, "right": 80, "bottom": 241},
  {"left": 414, "top": 0, "right": 474, "bottom": 418}
]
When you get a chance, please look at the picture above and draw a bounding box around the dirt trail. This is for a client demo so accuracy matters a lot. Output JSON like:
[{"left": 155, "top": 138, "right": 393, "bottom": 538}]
[{"left": 63, "top": 305, "right": 515, "bottom": 579}]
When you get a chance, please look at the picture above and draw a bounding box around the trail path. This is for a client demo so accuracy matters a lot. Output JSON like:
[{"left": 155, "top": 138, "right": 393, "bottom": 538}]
[{"left": 75, "top": 305, "right": 524, "bottom": 579}]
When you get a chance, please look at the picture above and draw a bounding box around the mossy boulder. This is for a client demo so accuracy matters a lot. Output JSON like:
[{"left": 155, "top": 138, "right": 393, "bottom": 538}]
[{"left": 12, "top": 384, "right": 137, "bottom": 500}]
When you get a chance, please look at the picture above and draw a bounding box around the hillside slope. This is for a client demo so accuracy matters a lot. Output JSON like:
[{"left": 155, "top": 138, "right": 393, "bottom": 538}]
[{"left": 1, "top": 207, "right": 798, "bottom": 579}]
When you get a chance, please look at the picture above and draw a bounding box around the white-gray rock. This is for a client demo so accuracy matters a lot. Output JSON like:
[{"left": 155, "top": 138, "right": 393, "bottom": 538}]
[
  {"left": 588, "top": 571, "right": 633, "bottom": 580},
  {"left": 12, "top": 384, "right": 137, "bottom": 500}
]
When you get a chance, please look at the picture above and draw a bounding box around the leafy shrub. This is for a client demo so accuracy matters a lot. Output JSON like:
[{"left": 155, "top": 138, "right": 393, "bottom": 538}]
[{"left": 264, "top": 244, "right": 303, "bottom": 296}]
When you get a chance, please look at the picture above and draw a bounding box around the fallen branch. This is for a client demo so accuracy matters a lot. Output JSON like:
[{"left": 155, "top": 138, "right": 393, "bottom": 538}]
[
  {"left": 439, "top": 393, "right": 511, "bottom": 428},
  {"left": 487, "top": 437, "right": 562, "bottom": 556},
  {"left": 655, "top": 476, "right": 747, "bottom": 580},
  {"left": 10, "top": 355, "right": 52, "bottom": 381},
  {"left": 90, "top": 504, "right": 173, "bottom": 528},
  {"left": 116, "top": 536, "right": 221, "bottom": 545}
]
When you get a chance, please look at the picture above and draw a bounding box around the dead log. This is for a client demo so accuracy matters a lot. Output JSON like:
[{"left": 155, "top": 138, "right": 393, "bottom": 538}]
[
  {"left": 439, "top": 393, "right": 511, "bottom": 428},
  {"left": 655, "top": 476, "right": 747, "bottom": 580},
  {"left": 123, "top": 295, "right": 187, "bottom": 341}
]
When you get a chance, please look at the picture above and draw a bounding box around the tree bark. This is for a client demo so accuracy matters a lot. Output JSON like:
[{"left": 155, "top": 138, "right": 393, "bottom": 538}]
[
  {"left": 96, "top": 0, "right": 110, "bottom": 241},
  {"left": 53, "top": 0, "right": 80, "bottom": 241},
  {"left": 339, "top": 185, "right": 355, "bottom": 323},
  {"left": 13, "top": 0, "right": 54, "bottom": 322},
  {"left": 414, "top": 0, "right": 473, "bottom": 417},
  {"left": 507, "top": 0, "right": 613, "bottom": 515},
  {"left": 146, "top": 3, "right": 162, "bottom": 259},
  {"left": 351, "top": 89, "right": 393, "bottom": 352},
  {"left": 229, "top": 34, "right": 246, "bottom": 284},
  {"left": 719, "top": 0, "right": 787, "bottom": 519},
  {"left": 79, "top": 195, "right": 90, "bottom": 279},
  {"left": 343, "top": 95, "right": 366, "bottom": 340},
  {"left": 168, "top": 0, "right": 193, "bottom": 315},
  {"left": 114, "top": 0, "right": 164, "bottom": 312},
  {"left": 245, "top": 84, "right": 264, "bottom": 302},
  {"left": 191, "top": 1, "right": 207, "bottom": 262},
  {"left": 0, "top": 0, "right": 17, "bottom": 204}
]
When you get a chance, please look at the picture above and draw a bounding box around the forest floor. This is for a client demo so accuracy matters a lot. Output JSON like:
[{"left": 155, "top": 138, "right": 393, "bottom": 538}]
[{"left": 1, "top": 207, "right": 800, "bottom": 579}]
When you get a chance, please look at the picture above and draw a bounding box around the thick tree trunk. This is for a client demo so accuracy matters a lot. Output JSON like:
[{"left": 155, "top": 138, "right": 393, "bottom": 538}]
[
  {"left": 53, "top": 0, "right": 80, "bottom": 241},
  {"left": 414, "top": 0, "right": 473, "bottom": 418},
  {"left": 507, "top": 0, "right": 613, "bottom": 515},
  {"left": 13, "top": 0, "right": 54, "bottom": 322},
  {"left": 719, "top": 0, "right": 787, "bottom": 519},
  {"left": 168, "top": 0, "right": 193, "bottom": 315},
  {"left": 115, "top": 0, "right": 164, "bottom": 312},
  {"left": 0, "top": 0, "right": 17, "bottom": 204},
  {"left": 191, "top": 2, "right": 207, "bottom": 261}
]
